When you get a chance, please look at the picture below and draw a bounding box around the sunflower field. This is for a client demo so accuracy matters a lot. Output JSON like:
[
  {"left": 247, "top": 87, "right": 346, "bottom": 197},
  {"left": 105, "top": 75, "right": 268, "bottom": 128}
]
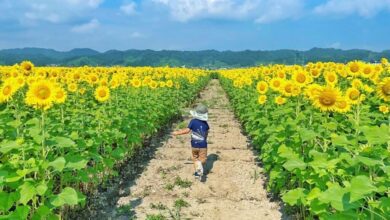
[
  {"left": 219, "top": 59, "right": 390, "bottom": 219},
  {"left": 0, "top": 61, "right": 210, "bottom": 219}
]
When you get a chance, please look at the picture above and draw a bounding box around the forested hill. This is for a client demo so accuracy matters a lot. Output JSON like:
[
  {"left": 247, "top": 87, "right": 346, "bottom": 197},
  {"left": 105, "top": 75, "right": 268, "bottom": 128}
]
[{"left": 0, "top": 47, "right": 389, "bottom": 68}]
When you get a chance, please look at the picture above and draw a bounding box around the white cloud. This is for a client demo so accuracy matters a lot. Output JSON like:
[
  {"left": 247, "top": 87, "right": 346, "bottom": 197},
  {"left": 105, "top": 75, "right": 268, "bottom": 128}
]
[
  {"left": 152, "top": 0, "right": 304, "bottom": 23},
  {"left": 5, "top": 0, "right": 105, "bottom": 24},
  {"left": 71, "top": 19, "right": 100, "bottom": 33},
  {"left": 330, "top": 42, "right": 341, "bottom": 48},
  {"left": 130, "top": 31, "right": 144, "bottom": 38},
  {"left": 314, "top": 0, "right": 390, "bottom": 17},
  {"left": 255, "top": 0, "right": 305, "bottom": 23},
  {"left": 121, "top": 2, "right": 137, "bottom": 15}
]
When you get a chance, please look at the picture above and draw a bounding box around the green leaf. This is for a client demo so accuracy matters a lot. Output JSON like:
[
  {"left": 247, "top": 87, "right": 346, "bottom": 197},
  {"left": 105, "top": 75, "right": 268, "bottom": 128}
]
[
  {"left": 48, "top": 157, "right": 66, "bottom": 172},
  {"left": 111, "top": 147, "right": 125, "bottom": 160},
  {"left": 283, "top": 158, "right": 306, "bottom": 171},
  {"left": 331, "top": 134, "right": 353, "bottom": 147},
  {"left": 361, "top": 124, "right": 390, "bottom": 145},
  {"left": 356, "top": 155, "right": 383, "bottom": 167},
  {"left": 0, "top": 141, "right": 20, "bottom": 154},
  {"left": 36, "top": 182, "right": 48, "bottom": 196},
  {"left": 277, "top": 144, "right": 298, "bottom": 159},
  {"left": 52, "top": 137, "right": 76, "bottom": 148},
  {"left": 319, "top": 183, "right": 346, "bottom": 211},
  {"left": 0, "top": 192, "right": 18, "bottom": 212},
  {"left": 307, "top": 187, "right": 322, "bottom": 201},
  {"left": 65, "top": 155, "right": 88, "bottom": 170},
  {"left": 348, "top": 175, "right": 377, "bottom": 202},
  {"left": 19, "top": 181, "right": 36, "bottom": 205},
  {"left": 31, "top": 206, "right": 51, "bottom": 220},
  {"left": 282, "top": 188, "right": 305, "bottom": 205},
  {"left": 7, "top": 206, "right": 30, "bottom": 220},
  {"left": 299, "top": 128, "right": 317, "bottom": 142},
  {"left": 50, "top": 187, "right": 79, "bottom": 207}
]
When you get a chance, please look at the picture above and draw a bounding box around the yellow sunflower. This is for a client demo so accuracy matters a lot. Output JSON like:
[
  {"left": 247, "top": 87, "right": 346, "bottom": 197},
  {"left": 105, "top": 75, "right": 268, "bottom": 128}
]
[
  {"left": 292, "top": 71, "right": 312, "bottom": 87},
  {"left": 67, "top": 83, "right": 78, "bottom": 92},
  {"left": 258, "top": 95, "right": 267, "bottom": 105},
  {"left": 379, "top": 105, "right": 389, "bottom": 114},
  {"left": 312, "top": 86, "right": 341, "bottom": 112},
  {"left": 270, "top": 78, "right": 282, "bottom": 91},
  {"left": 335, "top": 97, "right": 351, "bottom": 113},
  {"left": 21, "top": 61, "right": 34, "bottom": 72},
  {"left": 324, "top": 71, "right": 338, "bottom": 86},
  {"left": 94, "top": 86, "right": 110, "bottom": 102},
  {"left": 275, "top": 96, "right": 287, "bottom": 105},
  {"left": 347, "top": 61, "right": 362, "bottom": 77},
  {"left": 166, "top": 80, "right": 174, "bottom": 88},
  {"left": 346, "top": 87, "right": 364, "bottom": 104},
  {"left": 256, "top": 81, "right": 268, "bottom": 94},
  {"left": 280, "top": 80, "right": 294, "bottom": 97},
  {"left": 376, "top": 77, "right": 390, "bottom": 101},
  {"left": 54, "top": 87, "right": 67, "bottom": 104},
  {"left": 0, "top": 79, "right": 17, "bottom": 103},
  {"left": 149, "top": 81, "right": 158, "bottom": 89},
  {"left": 131, "top": 78, "right": 142, "bottom": 88},
  {"left": 361, "top": 64, "right": 374, "bottom": 78},
  {"left": 25, "top": 79, "right": 56, "bottom": 110},
  {"left": 305, "top": 84, "right": 322, "bottom": 100}
]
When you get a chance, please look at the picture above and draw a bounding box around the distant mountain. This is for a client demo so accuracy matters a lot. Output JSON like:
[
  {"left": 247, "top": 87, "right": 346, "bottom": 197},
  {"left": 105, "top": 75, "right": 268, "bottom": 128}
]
[{"left": 0, "top": 47, "right": 389, "bottom": 68}]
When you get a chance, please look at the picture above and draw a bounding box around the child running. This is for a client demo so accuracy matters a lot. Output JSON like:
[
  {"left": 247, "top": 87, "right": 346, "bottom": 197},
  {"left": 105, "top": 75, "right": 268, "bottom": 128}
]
[{"left": 172, "top": 104, "right": 210, "bottom": 181}]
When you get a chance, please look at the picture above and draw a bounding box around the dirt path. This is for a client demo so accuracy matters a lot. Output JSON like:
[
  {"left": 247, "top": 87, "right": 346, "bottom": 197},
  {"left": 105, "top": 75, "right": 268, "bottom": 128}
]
[{"left": 111, "top": 79, "right": 285, "bottom": 220}]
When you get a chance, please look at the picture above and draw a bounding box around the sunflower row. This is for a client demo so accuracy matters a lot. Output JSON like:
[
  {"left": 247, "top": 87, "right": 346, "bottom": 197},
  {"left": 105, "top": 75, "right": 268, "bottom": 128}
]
[
  {"left": 0, "top": 62, "right": 211, "bottom": 219},
  {"left": 219, "top": 59, "right": 390, "bottom": 219}
]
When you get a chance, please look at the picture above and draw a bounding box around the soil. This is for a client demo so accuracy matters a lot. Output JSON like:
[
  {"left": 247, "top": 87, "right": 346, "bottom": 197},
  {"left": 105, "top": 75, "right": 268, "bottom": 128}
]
[{"left": 77, "top": 79, "right": 287, "bottom": 220}]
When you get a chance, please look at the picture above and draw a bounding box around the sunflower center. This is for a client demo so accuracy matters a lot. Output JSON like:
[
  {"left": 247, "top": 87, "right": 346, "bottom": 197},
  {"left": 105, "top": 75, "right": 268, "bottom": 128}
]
[
  {"left": 382, "top": 81, "right": 390, "bottom": 95},
  {"left": 363, "top": 67, "right": 371, "bottom": 75},
  {"left": 285, "top": 84, "right": 292, "bottom": 93},
  {"left": 296, "top": 74, "right": 306, "bottom": 83},
  {"left": 337, "top": 100, "right": 347, "bottom": 109},
  {"left": 3, "top": 85, "right": 12, "bottom": 96},
  {"left": 56, "top": 91, "right": 64, "bottom": 99},
  {"left": 98, "top": 90, "right": 107, "bottom": 97},
  {"left": 36, "top": 86, "right": 51, "bottom": 99},
  {"left": 319, "top": 91, "right": 336, "bottom": 106},
  {"left": 350, "top": 63, "right": 359, "bottom": 73},
  {"left": 349, "top": 90, "right": 360, "bottom": 100},
  {"left": 328, "top": 75, "right": 336, "bottom": 82},
  {"left": 273, "top": 81, "right": 280, "bottom": 87}
]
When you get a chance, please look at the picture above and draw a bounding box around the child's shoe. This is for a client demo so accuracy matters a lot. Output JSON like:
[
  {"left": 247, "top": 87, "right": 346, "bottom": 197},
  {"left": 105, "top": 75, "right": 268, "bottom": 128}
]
[{"left": 195, "top": 161, "right": 203, "bottom": 180}]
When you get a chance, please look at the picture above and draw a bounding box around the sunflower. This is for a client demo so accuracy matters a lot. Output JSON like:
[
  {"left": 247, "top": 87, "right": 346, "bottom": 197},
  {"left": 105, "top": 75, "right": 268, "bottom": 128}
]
[
  {"left": 258, "top": 95, "right": 267, "bottom": 105},
  {"left": 379, "top": 105, "right": 389, "bottom": 114},
  {"left": 292, "top": 71, "right": 312, "bottom": 86},
  {"left": 351, "top": 79, "right": 363, "bottom": 89},
  {"left": 21, "top": 61, "right": 34, "bottom": 71},
  {"left": 270, "top": 78, "right": 282, "bottom": 91},
  {"left": 0, "top": 79, "right": 17, "bottom": 103},
  {"left": 312, "top": 86, "right": 341, "bottom": 112},
  {"left": 346, "top": 87, "right": 364, "bottom": 104},
  {"left": 376, "top": 77, "right": 390, "bottom": 101},
  {"left": 324, "top": 71, "right": 338, "bottom": 86},
  {"left": 54, "top": 87, "right": 67, "bottom": 104},
  {"left": 67, "top": 83, "right": 78, "bottom": 92},
  {"left": 149, "top": 81, "right": 158, "bottom": 89},
  {"left": 25, "top": 80, "right": 56, "bottom": 110},
  {"left": 347, "top": 61, "right": 362, "bottom": 77},
  {"left": 275, "top": 96, "right": 287, "bottom": 105},
  {"left": 305, "top": 84, "right": 322, "bottom": 100},
  {"left": 94, "top": 86, "right": 110, "bottom": 102},
  {"left": 280, "top": 80, "right": 294, "bottom": 97},
  {"left": 381, "top": 58, "right": 389, "bottom": 66},
  {"left": 134, "top": 79, "right": 143, "bottom": 88},
  {"left": 166, "top": 80, "right": 174, "bottom": 88},
  {"left": 361, "top": 64, "right": 374, "bottom": 78},
  {"left": 335, "top": 97, "right": 351, "bottom": 113},
  {"left": 256, "top": 81, "right": 268, "bottom": 94},
  {"left": 78, "top": 88, "right": 86, "bottom": 95},
  {"left": 310, "top": 68, "right": 321, "bottom": 78}
]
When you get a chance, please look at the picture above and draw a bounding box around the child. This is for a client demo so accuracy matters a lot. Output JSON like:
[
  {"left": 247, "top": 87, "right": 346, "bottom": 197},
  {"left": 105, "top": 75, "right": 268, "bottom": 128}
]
[{"left": 172, "top": 104, "right": 210, "bottom": 181}]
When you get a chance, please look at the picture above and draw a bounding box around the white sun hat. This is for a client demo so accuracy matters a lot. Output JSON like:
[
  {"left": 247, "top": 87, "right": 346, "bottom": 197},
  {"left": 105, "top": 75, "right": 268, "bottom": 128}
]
[{"left": 190, "top": 104, "right": 208, "bottom": 121}]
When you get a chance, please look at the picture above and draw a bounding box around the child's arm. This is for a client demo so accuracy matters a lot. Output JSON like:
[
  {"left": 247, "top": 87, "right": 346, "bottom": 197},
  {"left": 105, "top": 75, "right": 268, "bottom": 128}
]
[{"left": 172, "top": 128, "right": 191, "bottom": 136}]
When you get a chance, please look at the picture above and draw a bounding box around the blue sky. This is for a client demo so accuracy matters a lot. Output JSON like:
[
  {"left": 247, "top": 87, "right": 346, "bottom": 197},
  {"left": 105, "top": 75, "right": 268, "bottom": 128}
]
[{"left": 0, "top": 0, "right": 389, "bottom": 52}]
